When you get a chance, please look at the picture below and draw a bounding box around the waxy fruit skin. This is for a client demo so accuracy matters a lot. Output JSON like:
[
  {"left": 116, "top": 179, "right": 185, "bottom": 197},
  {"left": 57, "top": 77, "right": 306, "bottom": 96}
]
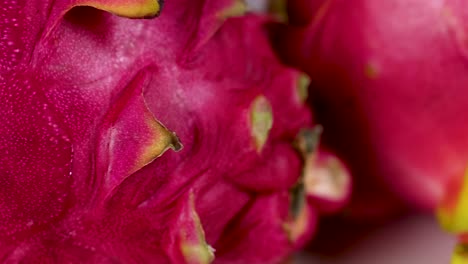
[
  {"left": 0, "top": 0, "right": 327, "bottom": 262},
  {"left": 274, "top": 0, "right": 468, "bottom": 216}
]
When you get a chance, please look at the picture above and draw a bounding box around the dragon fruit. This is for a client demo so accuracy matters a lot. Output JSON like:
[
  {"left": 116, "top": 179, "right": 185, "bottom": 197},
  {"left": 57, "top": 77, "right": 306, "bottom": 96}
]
[
  {"left": 274, "top": 0, "right": 468, "bottom": 216},
  {"left": 273, "top": 0, "right": 468, "bottom": 260},
  {"left": 0, "top": 0, "right": 353, "bottom": 262}
]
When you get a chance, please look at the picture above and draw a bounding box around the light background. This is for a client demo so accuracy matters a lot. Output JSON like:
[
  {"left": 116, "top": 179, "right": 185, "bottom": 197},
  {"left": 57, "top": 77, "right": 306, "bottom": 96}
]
[{"left": 294, "top": 214, "right": 455, "bottom": 264}]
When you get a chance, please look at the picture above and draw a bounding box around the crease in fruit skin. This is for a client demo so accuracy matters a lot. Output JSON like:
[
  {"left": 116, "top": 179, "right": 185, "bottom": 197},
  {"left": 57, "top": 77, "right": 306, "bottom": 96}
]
[
  {"left": 289, "top": 180, "right": 306, "bottom": 221},
  {"left": 250, "top": 95, "right": 273, "bottom": 153},
  {"left": 282, "top": 126, "right": 322, "bottom": 243},
  {"left": 283, "top": 192, "right": 310, "bottom": 243},
  {"left": 437, "top": 168, "right": 468, "bottom": 233}
]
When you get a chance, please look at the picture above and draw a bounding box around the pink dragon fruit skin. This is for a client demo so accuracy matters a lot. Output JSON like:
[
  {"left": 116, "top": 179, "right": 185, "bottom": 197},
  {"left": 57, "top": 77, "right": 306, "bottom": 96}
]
[
  {"left": 0, "top": 0, "right": 337, "bottom": 262},
  {"left": 274, "top": 0, "right": 468, "bottom": 214}
]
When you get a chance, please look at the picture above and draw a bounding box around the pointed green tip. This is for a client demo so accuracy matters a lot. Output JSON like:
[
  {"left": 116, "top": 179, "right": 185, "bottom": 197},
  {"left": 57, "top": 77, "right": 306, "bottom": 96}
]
[
  {"left": 297, "top": 74, "right": 310, "bottom": 103},
  {"left": 294, "top": 126, "right": 323, "bottom": 156},
  {"left": 180, "top": 192, "right": 215, "bottom": 264},
  {"left": 250, "top": 95, "right": 273, "bottom": 152},
  {"left": 76, "top": 0, "right": 162, "bottom": 18}
]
